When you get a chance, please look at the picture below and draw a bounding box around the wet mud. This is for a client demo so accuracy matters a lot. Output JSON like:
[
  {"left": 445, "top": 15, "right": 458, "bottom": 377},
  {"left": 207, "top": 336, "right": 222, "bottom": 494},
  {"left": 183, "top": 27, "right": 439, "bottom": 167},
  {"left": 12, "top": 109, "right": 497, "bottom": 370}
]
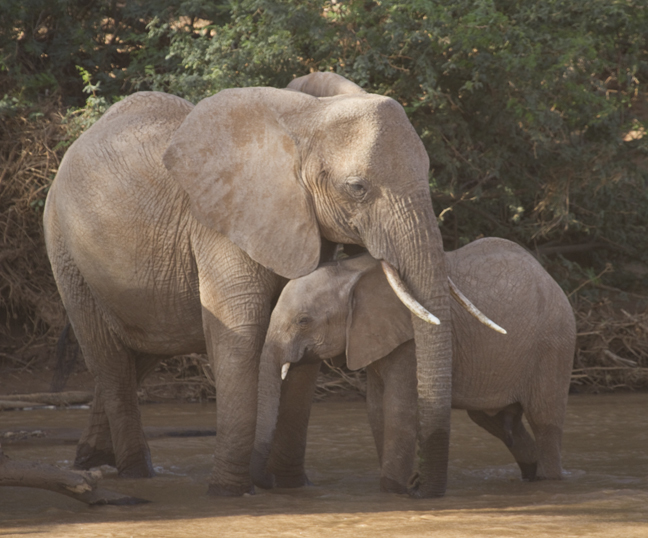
[{"left": 1, "top": 393, "right": 647, "bottom": 537}]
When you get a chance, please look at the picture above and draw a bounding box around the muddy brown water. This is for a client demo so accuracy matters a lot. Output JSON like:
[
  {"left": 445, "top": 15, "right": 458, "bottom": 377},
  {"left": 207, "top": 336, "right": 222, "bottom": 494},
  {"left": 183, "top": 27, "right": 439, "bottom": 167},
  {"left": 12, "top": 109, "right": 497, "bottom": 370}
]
[{"left": 1, "top": 393, "right": 647, "bottom": 537}]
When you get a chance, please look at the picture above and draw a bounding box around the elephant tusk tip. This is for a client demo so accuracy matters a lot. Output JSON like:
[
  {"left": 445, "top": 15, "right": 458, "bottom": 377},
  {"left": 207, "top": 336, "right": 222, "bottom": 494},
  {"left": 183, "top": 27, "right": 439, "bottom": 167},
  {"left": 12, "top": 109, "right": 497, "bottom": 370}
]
[
  {"left": 415, "top": 311, "right": 441, "bottom": 325},
  {"left": 447, "top": 277, "right": 507, "bottom": 335},
  {"left": 281, "top": 362, "right": 291, "bottom": 380},
  {"left": 380, "top": 261, "right": 441, "bottom": 326}
]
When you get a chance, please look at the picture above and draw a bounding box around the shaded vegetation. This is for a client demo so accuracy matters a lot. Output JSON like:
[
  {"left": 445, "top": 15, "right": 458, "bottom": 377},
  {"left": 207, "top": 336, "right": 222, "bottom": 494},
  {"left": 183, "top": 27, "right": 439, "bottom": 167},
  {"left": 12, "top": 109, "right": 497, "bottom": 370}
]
[{"left": 2, "top": 0, "right": 648, "bottom": 391}]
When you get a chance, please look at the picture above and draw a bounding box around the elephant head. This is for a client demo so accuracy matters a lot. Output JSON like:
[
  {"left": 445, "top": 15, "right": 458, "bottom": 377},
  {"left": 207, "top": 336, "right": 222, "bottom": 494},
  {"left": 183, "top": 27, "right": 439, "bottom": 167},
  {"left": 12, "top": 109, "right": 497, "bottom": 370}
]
[
  {"left": 163, "top": 73, "right": 452, "bottom": 497},
  {"left": 260, "top": 254, "right": 413, "bottom": 375},
  {"left": 251, "top": 255, "right": 416, "bottom": 491},
  {"left": 251, "top": 247, "right": 506, "bottom": 493}
]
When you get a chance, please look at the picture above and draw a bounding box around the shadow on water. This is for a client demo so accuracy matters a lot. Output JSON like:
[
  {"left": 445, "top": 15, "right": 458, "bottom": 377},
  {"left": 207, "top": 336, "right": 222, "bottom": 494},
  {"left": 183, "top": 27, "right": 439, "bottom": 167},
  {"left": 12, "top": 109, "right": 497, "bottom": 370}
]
[{"left": 1, "top": 394, "right": 647, "bottom": 537}]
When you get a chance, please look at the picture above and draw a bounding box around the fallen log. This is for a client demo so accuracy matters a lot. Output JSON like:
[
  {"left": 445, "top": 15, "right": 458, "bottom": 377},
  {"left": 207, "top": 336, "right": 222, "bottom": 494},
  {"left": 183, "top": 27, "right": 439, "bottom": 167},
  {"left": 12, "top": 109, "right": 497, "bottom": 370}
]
[
  {"left": 0, "top": 391, "right": 93, "bottom": 407},
  {"left": 1, "top": 427, "right": 217, "bottom": 445},
  {"left": 0, "top": 445, "right": 148, "bottom": 505},
  {"left": 0, "top": 400, "right": 48, "bottom": 411}
]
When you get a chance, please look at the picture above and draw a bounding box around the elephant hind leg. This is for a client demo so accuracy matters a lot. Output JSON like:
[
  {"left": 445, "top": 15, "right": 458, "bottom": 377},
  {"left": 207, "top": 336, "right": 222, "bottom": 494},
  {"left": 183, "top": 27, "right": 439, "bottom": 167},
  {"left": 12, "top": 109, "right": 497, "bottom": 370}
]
[
  {"left": 78, "top": 335, "right": 155, "bottom": 478},
  {"left": 74, "top": 352, "right": 163, "bottom": 472},
  {"left": 524, "top": 404, "right": 565, "bottom": 480},
  {"left": 467, "top": 405, "right": 538, "bottom": 481},
  {"left": 74, "top": 383, "right": 116, "bottom": 470},
  {"left": 52, "top": 259, "right": 154, "bottom": 478}
]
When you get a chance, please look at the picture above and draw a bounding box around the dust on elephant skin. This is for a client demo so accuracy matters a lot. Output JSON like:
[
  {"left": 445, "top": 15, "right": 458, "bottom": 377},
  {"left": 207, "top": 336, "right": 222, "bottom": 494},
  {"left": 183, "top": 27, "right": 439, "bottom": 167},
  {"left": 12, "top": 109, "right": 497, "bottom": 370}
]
[{"left": 44, "top": 73, "right": 454, "bottom": 496}]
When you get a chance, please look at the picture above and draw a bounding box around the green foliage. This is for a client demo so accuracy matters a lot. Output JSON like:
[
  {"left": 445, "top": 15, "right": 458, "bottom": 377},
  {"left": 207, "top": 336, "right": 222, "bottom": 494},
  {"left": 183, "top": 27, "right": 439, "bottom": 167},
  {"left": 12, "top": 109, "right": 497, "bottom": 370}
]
[
  {"left": 0, "top": 0, "right": 230, "bottom": 106},
  {"left": 137, "top": 0, "right": 648, "bottom": 289},
  {"left": 2, "top": 0, "right": 648, "bottom": 292}
]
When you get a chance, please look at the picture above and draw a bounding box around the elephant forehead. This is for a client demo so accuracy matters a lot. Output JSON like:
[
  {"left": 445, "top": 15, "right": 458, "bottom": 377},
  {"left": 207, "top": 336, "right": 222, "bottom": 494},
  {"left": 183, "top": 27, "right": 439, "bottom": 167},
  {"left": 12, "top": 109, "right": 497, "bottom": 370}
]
[
  {"left": 279, "top": 267, "right": 344, "bottom": 309},
  {"left": 315, "top": 97, "right": 429, "bottom": 176},
  {"left": 281, "top": 272, "right": 330, "bottom": 306}
]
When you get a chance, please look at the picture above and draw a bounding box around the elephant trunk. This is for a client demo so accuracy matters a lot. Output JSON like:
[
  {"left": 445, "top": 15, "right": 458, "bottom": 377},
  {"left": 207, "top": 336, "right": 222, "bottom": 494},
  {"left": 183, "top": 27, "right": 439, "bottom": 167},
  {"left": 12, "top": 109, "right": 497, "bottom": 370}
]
[
  {"left": 250, "top": 339, "right": 285, "bottom": 489},
  {"left": 405, "top": 232, "right": 453, "bottom": 498},
  {"left": 368, "top": 193, "right": 453, "bottom": 498}
]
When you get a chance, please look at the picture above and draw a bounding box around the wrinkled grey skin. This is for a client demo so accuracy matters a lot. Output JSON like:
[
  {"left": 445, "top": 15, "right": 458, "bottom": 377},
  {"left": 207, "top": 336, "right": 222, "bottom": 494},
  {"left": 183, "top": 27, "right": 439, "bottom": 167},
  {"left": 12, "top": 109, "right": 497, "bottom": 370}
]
[
  {"left": 43, "top": 72, "right": 453, "bottom": 497},
  {"left": 253, "top": 238, "right": 576, "bottom": 494}
]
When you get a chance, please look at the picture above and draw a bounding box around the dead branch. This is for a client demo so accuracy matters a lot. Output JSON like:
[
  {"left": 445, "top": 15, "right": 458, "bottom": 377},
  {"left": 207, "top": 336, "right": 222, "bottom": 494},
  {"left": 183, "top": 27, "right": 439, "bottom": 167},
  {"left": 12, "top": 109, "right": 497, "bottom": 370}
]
[{"left": 0, "top": 445, "right": 148, "bottom": 505}]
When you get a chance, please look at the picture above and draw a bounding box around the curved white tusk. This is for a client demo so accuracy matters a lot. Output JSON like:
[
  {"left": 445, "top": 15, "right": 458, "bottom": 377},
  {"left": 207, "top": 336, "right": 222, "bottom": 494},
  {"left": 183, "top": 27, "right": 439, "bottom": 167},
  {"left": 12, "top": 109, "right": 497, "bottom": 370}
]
[
  {"left": 281, "top": 362, "right": 291, "bottom": 380},
  {"left": 381, "top": 261, "right": 441, "bottom": 326},
  {"left": 448, "top": 277, "right": 507, "bottom": 335}
]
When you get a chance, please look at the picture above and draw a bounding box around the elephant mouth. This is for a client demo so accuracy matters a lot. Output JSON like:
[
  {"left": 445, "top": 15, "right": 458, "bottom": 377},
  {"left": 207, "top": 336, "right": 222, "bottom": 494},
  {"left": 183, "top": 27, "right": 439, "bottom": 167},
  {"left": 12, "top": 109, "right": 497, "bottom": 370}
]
[{"left": 280, "top": 346, "right": 319, "bottom": 380}]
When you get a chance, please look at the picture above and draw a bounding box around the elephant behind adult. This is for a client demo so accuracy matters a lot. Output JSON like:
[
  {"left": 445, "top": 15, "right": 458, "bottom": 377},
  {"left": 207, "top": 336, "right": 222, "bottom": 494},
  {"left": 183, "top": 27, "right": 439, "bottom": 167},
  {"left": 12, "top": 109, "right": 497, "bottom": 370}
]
[
  {"left": 43, "top": 73, "right": 454, "bottom": 496},
  {"left": 253, "top": 238, "right": 576, "bottom": 493}
]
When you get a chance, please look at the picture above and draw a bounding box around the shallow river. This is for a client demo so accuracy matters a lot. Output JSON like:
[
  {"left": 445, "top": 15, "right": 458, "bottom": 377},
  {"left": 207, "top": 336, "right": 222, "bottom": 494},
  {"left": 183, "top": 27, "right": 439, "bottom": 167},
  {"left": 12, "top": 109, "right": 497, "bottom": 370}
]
[{"left": 1, "top": 393, "right": 647, "bottom": 537}]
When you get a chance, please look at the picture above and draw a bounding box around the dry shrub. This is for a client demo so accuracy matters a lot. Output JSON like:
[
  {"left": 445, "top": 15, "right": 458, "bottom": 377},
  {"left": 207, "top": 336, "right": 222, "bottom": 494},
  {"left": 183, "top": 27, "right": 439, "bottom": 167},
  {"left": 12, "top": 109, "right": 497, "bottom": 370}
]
[
  {"left": 0, "top": 101, "right": 67, "bottom": 361},
  {"left": 140, "top": 355, "right": 367, "bottom": 402},
  {"left": 139, "top": 354, "right": 216, "bottom": 402},
  {"left": 573, "top": 297, "right": 648, "bottom": 392},
  {"left": 314, "top": 361, "right": 366, "bottom": 401}
]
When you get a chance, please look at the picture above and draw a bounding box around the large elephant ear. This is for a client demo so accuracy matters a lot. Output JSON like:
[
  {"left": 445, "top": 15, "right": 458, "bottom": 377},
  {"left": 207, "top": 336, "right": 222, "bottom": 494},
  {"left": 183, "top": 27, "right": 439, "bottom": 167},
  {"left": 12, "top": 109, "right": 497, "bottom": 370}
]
[
  {"left": 163, "top": 87, "right": 320, "bottom": 279},
  {"left": 345, "top": 264, "right": 414, "bottom": 371},
  {"left": 287, "top": 72, "right": 365, "bottom": 97}
]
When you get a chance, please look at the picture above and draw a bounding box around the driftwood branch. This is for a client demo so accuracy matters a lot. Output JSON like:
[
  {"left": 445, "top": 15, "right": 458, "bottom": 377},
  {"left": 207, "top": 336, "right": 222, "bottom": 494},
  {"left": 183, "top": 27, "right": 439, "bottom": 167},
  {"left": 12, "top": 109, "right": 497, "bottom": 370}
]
[
  {"left": 0, "top": 391, "right": 93, "bottom": 410},
  {"left": 0, "top": 445, "right": 148, "bottom": 505}
]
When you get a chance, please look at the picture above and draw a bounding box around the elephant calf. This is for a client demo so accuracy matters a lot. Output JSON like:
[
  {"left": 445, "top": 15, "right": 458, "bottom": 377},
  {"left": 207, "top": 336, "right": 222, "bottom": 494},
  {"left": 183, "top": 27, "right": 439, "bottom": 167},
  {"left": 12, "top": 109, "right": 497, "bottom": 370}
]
[{"left": 252, "top": 238, "right": 576, "bottom": 493}]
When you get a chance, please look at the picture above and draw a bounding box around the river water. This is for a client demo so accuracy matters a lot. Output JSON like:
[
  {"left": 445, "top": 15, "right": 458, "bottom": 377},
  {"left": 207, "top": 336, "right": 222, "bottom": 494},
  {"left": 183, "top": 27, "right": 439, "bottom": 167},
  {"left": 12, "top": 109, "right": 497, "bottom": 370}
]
[{"left": 1, "top": 393, "right": 647, "bottom": 537}]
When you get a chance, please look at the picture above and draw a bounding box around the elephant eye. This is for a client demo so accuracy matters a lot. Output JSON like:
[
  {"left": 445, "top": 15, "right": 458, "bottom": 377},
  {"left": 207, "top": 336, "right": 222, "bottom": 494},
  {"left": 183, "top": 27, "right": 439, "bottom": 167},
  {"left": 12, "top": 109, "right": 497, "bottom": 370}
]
[
  {"left": 344, "top": 178, "right": 368, "bottom": 200},
  {"left": 297, "top": 315, "right": 312, "bottom": 327}
]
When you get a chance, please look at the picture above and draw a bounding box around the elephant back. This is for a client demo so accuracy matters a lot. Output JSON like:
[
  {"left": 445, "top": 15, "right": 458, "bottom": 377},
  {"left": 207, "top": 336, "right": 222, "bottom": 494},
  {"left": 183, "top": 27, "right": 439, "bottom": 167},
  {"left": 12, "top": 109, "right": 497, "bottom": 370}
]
[{"left": 446, "top": 237, "right": 575, "bottom": 406}]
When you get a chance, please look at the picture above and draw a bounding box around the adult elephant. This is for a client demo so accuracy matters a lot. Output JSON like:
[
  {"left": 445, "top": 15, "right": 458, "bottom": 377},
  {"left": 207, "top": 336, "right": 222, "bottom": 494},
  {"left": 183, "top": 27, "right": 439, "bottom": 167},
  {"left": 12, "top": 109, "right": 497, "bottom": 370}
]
[{"left": 44, "top": 72, "right": 451, "bottom": 497}]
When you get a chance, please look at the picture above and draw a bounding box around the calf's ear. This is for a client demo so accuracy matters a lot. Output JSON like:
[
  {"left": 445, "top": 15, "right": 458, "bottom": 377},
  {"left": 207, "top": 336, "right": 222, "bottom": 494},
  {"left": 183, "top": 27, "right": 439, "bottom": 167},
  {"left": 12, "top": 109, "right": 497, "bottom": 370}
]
[{"left": 345, "top": 265, "right": 414, "bottom": 371}]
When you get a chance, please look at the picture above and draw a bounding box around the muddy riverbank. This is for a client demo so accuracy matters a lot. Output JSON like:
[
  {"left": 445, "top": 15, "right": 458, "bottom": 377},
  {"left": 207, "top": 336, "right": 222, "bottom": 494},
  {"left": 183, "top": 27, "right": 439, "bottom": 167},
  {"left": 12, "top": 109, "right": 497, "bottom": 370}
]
[{"left": 1, "top": 394, "right": 647, "bottom": 537}]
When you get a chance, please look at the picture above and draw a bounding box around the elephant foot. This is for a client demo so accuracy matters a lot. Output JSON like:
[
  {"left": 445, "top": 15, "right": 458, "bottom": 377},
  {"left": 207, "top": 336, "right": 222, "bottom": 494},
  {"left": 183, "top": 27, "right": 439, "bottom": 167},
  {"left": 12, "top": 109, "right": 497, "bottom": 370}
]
[
  {"left": 532, "top": 466, "right": 564, "bottom": 481},
  {"left": 518, "top": 461, "right": 538, "bottom": 481},
  {"left": 273, "top": 472, "right": 313, "bottom": 489},
  {"left": 117, "top": 463, "right": 156, "bottom": 479},
  {"left": 207, "top": 482, "right": 256, "bottom": 497},
  {"left": 406, "top": 472, "right": 446, "bottom": 499},
  {"left": 250, "top": 448, "right": 275, "bottom": 489},
  {"left": 250, "top": 469, "right": 310, "bottom": 490},
  {"left": 108, "top": 447, "right": 156, "bottom": 479},
  {"left": 380, "top": 476, "right": 408, "bottom": 495},
  {"left": 74, "top": 443, "right": 116, "bottom": 470}
]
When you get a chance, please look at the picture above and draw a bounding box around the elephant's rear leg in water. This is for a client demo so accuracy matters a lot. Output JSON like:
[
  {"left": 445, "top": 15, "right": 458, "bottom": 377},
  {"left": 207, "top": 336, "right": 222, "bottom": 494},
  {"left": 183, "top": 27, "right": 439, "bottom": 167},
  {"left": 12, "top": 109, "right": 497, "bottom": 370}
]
[
  {"left": 74, "top": 354, "right": 164, "bottom": 473},
  {"left": 48, "top": 261, "right": 155, "bottom": 477},
  {"left": 467, "top": 405, "right": 538, "bottom": 480}
]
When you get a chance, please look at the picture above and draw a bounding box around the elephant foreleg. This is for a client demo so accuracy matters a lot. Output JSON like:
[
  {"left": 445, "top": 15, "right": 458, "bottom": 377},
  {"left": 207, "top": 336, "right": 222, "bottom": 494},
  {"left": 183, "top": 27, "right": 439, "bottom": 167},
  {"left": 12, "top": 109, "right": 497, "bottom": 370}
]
[
  {"left": 266, "top": 361, "right": 321, "bottom": 488},
  {"left": 371, "top": 341, "right": 418, "bottom": 494},
  {"left": 366, "top": 364, "right": 386, "bottom": 467},
  {"left": 203, "top": 308, "right": 268, "bottom": 496}
]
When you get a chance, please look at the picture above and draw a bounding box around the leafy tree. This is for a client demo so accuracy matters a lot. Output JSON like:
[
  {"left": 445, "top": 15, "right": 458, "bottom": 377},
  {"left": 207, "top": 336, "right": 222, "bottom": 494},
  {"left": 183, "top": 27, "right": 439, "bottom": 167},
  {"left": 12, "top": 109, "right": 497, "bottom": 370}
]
[
  {"left": 2, "top": 0, "right": 647, "bottom": 292},
  {"left": 135, "top": 0, "right": 648, "bottom": 291},
  {"left": 0, "top": 0, "right": 229, "bottom": 106}
]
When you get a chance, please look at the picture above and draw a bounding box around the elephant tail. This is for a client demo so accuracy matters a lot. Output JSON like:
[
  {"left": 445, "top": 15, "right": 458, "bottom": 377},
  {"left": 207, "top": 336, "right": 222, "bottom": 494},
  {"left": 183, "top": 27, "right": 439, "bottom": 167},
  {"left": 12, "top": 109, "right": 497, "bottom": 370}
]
[{"left": 49, "top": 322, "right": 80, "bottom": 392}]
